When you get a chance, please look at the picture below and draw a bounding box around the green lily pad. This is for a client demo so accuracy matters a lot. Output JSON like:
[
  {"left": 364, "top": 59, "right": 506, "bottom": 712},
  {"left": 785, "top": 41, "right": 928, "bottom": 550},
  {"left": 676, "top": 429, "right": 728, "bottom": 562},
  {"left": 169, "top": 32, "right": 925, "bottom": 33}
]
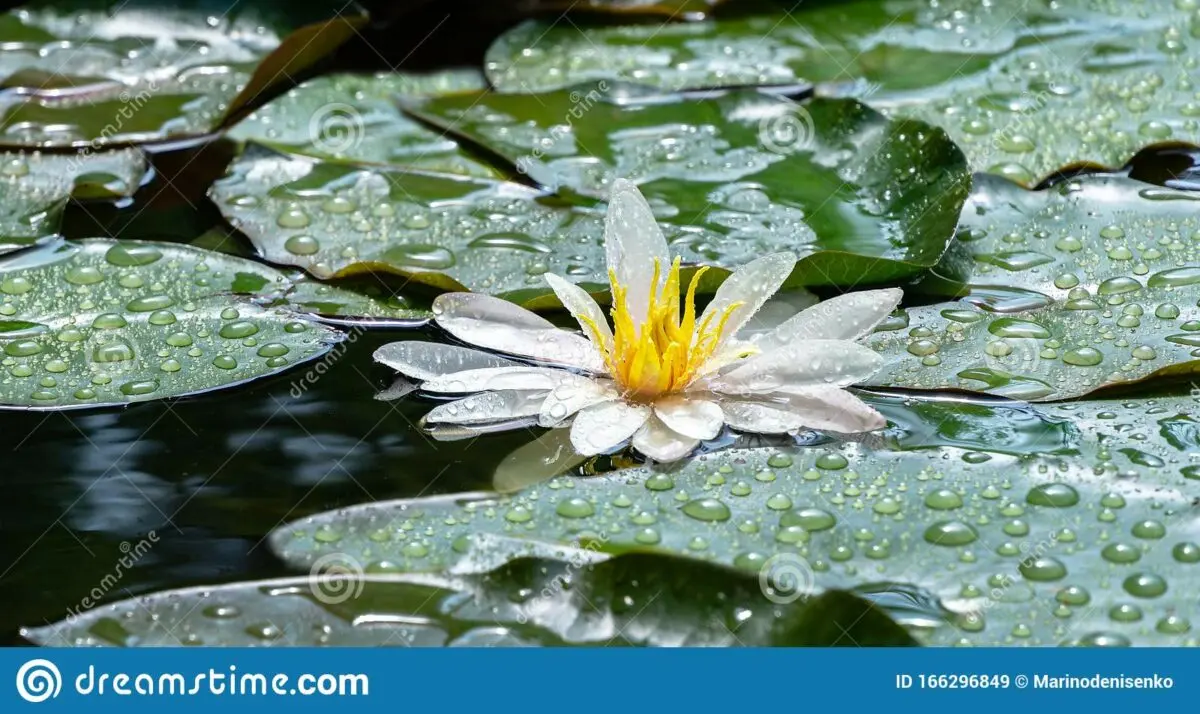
[
  {"left": 0, "top": 238, "right": 342, "bottom": 409},
  {"left": 868, "top": 175, "right": 1200, "bottom": 401},
  {"left": 22, "top": 552, "right": 914, "bottom": 647},
  {"left": 227, "top": 71, "right": 500, "bottom": 178},
  {"left": 405, "top": 86, "right": 970, "bottom": 286},
  {"left": 189, "top": 228, "right": 432, "bottom": 325},
  {"left": 212, "top": 144, "right": 615, "bottom": 298},
  {"left": 0, "top": 0, "right": 364, "bottom": 148},
  {"left": 487, "top": 1, "right": 1200, "bottom": 183},
  {"left": 271, "top": 393, "right": 1200, "bottom": 646},
  {"left": 0, "top": 149, "right": 146, "bottom": 253}
]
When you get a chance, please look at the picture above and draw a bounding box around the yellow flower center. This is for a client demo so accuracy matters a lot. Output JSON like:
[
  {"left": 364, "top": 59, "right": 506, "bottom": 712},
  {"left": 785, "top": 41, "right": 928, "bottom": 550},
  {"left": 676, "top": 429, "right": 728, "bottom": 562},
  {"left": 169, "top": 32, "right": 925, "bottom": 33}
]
[{"left": 577, "top": 257, "right": 750, "bottom": 402}]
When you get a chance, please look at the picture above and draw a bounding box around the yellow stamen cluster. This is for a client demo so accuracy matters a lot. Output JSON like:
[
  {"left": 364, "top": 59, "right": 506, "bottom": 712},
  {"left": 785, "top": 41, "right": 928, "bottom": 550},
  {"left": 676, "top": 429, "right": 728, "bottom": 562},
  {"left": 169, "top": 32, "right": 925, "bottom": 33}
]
[{"left": 578, "top": 258, "right": 748, "bottom": 402}]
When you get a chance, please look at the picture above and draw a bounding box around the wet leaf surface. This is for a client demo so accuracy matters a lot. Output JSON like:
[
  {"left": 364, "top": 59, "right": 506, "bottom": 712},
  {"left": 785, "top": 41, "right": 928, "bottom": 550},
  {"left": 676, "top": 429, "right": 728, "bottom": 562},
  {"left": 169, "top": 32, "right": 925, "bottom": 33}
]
[
  {"left": 0, "top": 238, "right": 342, "bottom": 408},
  {"left": 0, "top": 149, "right": 146, "bottom": 253},
  {"left": 0, "top": 0, "right": 364, "bottom": 147},
  {"left": 270, "top": 393, "right": 1200, "bottom": 645},
  {"left": 227, "top": 70, "right": 500, "bottom": 178},
  {"left": 869, "top": 175, "right": 1200, "bottom": 400},
  {"left": 406, "top": 86, "right": 970, "bottom": 286},
  {"left": 486, "top": 0, "right": 1200, "bottom": 183},
  {"left": 24, "top": 552, "right": 914, "bottom": 646}
]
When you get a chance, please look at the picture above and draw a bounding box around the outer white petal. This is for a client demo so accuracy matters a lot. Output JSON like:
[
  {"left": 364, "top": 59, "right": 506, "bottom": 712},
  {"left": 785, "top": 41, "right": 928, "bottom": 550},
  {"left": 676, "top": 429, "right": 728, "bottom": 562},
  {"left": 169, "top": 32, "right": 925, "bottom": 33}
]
[
  {"left": 374, "top": 341, "right": 520, "bottom": 380},
  {"left": 569, "top": 399, "right": 650, "bottom": 455},
  {"left": 755, "top": 288, "right": 903, "bottom": 353},
  {"left": 707, "top": 339, "right": 883, "bottom": 394},
  {"left": 605, "top": 178, "right": 668, "bottom": 328},
  {"left": 695, "top": 252, "right": 795, "bottom": 354},
  {"left": 737, "top": 288, "right": 820, "bottom": 339},
  {"left": 632, "top": 417, "right": 700, "bottom": 462},
  {"left": 434, "top": 293, "right": 604, "bottom": 372},
  {"left": 422, "top": 366, "right": 583, "bottom": 393},
  {"left": 652, "top": 394, "right": 724, "bottom": 440},
  {"left": 721, "top": 387, "right": 886, "bottom": 434},
  {"left": 422, "top": 390, "right": 547, "bottom": 426},
  {"left": 719, "top": 401, "right": 806, "bottom": 434},
  {"left": 545, "top": 273, "right": 613, "bottom": 352},
  {"left": 539, "top": 378, "right": 619, "bottom": 428}
]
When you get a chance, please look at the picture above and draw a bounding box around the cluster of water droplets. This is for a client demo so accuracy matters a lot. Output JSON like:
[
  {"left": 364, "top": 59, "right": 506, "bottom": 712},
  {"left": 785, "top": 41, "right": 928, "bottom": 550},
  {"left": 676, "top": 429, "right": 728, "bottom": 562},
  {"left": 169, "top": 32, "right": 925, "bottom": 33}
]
[{"left": 0, "top": 240, "right": 333, "bottom": 406}]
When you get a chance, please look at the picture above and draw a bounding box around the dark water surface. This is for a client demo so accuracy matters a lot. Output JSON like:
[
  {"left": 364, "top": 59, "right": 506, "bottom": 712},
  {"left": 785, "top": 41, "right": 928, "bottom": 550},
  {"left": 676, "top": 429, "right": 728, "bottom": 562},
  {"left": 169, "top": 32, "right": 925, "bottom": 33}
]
[{"left": 0, "top": 327, "right": 543, "bottom": 643}]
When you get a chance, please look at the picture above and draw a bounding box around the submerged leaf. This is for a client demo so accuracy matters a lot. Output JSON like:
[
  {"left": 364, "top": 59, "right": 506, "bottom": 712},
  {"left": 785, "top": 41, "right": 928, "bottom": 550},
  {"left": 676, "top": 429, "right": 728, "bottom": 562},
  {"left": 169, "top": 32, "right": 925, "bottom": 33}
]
[
  {"left": 270, "top": 393, "right": 1200, "bottom": 646},
  {"left": 24, "top": 553, "right": 914, "bottom": 647}
]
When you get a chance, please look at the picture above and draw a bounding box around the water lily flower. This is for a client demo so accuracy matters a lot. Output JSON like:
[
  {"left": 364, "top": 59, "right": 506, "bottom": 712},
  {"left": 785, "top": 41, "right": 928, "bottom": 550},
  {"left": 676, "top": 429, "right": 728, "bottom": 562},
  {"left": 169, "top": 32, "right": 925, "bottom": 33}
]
[{"left": 375, "top": 179, "right": 901, "bottom": 462}]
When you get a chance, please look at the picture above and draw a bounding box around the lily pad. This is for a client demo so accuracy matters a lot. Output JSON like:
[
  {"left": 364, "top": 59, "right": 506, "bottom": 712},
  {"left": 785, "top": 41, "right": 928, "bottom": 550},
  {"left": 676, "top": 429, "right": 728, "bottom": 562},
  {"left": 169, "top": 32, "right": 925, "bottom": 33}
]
[
  {"left": 0, "top": 149, "right": 146, "bottom": 252},
  {"left": 189, "top": 228, "right": 432, "bottom": 325},
  {"left": 868, "top": 175, "right": 1200, "bottom": 401},
  {"left": 270, "top": 393, "right": 1200, "bottom": 646},
  {"left": 227, "top": 70, "right": 500, "bottom": 177},
  {"left": 486, "top": 1, "right": 1200, "bottom": 183},
  {"left": 211, "top": 144, "right": 615, "bottom": 298},
  {"left": 0, "top": 0, "right": 364, "bottom": 147},
  {"left": 22, "top": 553, "right": 914, "bottom": 647},
  {"left": 405, "top": 86, "right": 970, "bottom": 285},
  {"left": 0, "top": 238, "right": 342, "bottom": 409}
]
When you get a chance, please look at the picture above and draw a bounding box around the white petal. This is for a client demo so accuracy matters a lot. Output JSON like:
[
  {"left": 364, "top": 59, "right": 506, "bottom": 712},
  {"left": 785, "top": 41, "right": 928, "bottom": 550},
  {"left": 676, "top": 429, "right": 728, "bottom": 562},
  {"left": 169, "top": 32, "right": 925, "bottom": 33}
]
[
  {"left": 569, "top": 399, "right": 650, "bottom": 455},
  {"left": 721, "top": 387, "right": 886, "bottom": 434},
  {"left": 423, "top": 390, "right": 547, "bottom": 426},
  {"left": 434, "top": 293, "right": 604, "bottom": 372},
  {"left": 493, "top": 428, "right": 587, "bottom": 493},
  {"left": 422, "top": 366, "right": 583, "bottom": 393},
  {"left": 544, "top": 273, "right": 613, "bottom": 353},
  {"left": 434, "top": 292, "right": 554, "bottom": 329},
  {"left": 695, "top": 252, "right": 795, "bottom": 352},
  {"left": 374, "top": 341, "right": 519, "bottom": 380},
  {"left": 719, "top": 400, "right": 806, "bottom": 434},
  {"left": 755, "top": 288, "right": 902, "bottom": 353},
  {"left": 632, "top": 417, "right": 699, "bottom": 462},
  {"left": 737, "top": 288, "right": 820, "bottom": 339},
  {"left": 539, "top": 378, "right": 619, "bottom": 428},
  {"left": 653, "top": 394, "right": 724, "bottom": 440},
  {"left": 707, "top": 340, "right": 883, "bottom": 394},
  {"left": 605, "top": 179, "right": 668, "bottom": 328}
]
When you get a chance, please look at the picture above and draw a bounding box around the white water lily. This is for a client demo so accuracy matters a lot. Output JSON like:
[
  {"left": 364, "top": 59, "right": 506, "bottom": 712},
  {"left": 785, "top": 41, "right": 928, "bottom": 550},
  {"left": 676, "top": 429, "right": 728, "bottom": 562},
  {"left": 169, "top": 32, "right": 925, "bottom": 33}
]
[{"left": 375, "top": 179, "right": 901, "bottom": 462}]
